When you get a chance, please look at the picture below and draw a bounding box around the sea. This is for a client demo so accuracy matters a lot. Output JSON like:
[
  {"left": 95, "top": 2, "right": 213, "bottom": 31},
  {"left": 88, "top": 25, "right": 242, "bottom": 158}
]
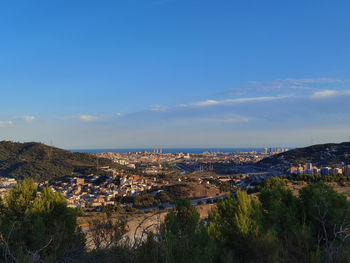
[{"left": 70, "top": 148, "right": 267, "bottom": 154}]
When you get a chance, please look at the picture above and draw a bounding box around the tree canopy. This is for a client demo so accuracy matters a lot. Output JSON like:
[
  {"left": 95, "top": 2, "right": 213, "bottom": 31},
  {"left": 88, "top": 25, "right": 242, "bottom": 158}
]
[{"left": 0, "top": 179, "right": 84, "bottom": 262}]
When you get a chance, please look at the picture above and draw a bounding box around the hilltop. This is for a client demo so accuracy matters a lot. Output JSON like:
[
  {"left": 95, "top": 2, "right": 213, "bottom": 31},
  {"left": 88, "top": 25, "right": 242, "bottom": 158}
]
[
  {"left": 258, "top": 141, "right": 350, "bottom": 170},
  {"left": 0, "top": 141, "right": 119, "bottom": 182}
]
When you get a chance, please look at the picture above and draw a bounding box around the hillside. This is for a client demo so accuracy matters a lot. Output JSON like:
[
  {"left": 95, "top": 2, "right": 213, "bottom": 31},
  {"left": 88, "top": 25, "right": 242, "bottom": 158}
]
[
  {"left": 258, "top": 142, "right": 350, "bottom": 170},
  {"left": 0, "top": 141, "right": 119, "bottom": 182}
]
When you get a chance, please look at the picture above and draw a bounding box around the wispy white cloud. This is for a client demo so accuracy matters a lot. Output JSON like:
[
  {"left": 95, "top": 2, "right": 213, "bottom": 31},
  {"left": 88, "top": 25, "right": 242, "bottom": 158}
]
[
  {"left": 115, "top": 113, "right": 124, "bottom": 117},
  {"left": 191, "top": 96, "right": 287, "bottom": 107},
  {"left": 0, "top": 116, "right": 35, "bottom": 127},
  {"left": 281, "top": 78, "right": 345, "bottom": 84},
  {"left": 11, "top": 116, "right": 36, "bottom": 122},
  {"left": 312, "top": 90, "right": 338, "bottom": 98},
  {"left": 79, "top": 115, "right": 99, "bottom": 122},
  {"left": 192, "top": 100, "right": 219, "bottom": 107},
  {"left": 217, "top": 77, "right": 347, "bottom": 96},
  {"left": 22, "top": 116, "right": 35, "bottom": 122},
  {"left": 168, "top": 114, "right": 250, "bottom": 126},
  {"left": 150, "top": 105, "right": 168, "bottom": 111},
  {"left": 199, "top": 115, "right": 249, "bottom": 123},
  {"left": 311, "top": 89, "right": 350, "bottom": 99},
  {"left": 0, "top": 120, "right": 13, "bottom": 128}
]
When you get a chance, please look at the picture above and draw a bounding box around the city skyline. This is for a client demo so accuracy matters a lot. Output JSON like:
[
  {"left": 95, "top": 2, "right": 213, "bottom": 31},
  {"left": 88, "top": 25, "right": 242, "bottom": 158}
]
[{"left": 1, "top": 0, "right": 350, "bottom": 148}]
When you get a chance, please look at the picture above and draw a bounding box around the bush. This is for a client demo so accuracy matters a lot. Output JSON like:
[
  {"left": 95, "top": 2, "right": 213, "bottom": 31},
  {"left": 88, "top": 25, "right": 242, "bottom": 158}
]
[
  {"left": 133, "top": 194, "right": 159, "bottom": 208},
  {"left": 161, "top": 199, "right": 215, "bottom": 263},
  {"left": 0, "top": 179, "right": 85, "bottom": 262},
  {"left": 3, "top": 178, "right": 350, "bottom": 263}
]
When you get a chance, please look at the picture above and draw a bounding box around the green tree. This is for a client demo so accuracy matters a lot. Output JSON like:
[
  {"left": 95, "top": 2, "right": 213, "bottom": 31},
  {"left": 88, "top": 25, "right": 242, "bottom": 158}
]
[
  {"left": 5, "top": 178, "right": 37, "bottom": 220},
  {"left": 161, "top": 199, "right": 214, "bottom": 263},
  {"left": 208, "top": 191, "right": 277, "bottom": 262},
  {"left": 299, "top": 182, "right": 350, "bottom": 263},
  {"left": 259, "top": 177, "right": 301, "bottom": 239},
  {"left": 208, "top": 191, "right": 262, "bottom": 242},
  {"left": 0, "top": 179, "right": 85, "bottom": 262}
]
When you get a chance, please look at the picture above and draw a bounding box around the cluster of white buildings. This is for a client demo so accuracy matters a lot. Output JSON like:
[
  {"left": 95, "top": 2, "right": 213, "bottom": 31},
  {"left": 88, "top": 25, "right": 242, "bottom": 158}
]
[
  {"left": 290, "top": 163, "right": 350, "bottom": 176},
  {"left": 96, "top": 151, "right": 178, "bottom": 167},
  {"left": 48, "top": 174, "right": 168, "bottom": 209},
  {"left": 264, "top": 147, "right": 289, "bottom": 154},
  {"left": 97, "top": 150, "right": 272, "bottom": 170},
  {"left": 0, "top": 177, "right": 17, "bottom": 196}
]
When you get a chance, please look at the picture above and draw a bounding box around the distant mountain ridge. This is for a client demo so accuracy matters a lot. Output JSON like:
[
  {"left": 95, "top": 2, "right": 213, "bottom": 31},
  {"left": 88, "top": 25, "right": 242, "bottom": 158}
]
[
  {"left": 258, "top": 142, "right": 350, "bottom": 170},
  {"left": 0, "top": 141, "right": 118, "bottom": 182}
]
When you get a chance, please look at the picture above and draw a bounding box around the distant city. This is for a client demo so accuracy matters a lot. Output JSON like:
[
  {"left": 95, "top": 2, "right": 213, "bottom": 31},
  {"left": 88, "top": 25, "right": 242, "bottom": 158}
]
[
  {"left": 290, "top": 163, "right": 350, "bottom": 176},
  {"left": 0, "top": 147, "right": 290, "bottom": 210},
  {"left": 71, "top": 147, "right": 290, "bottom": 154},
  {"left": 1, "top": 144, "right": 349, "bottom": 213}
]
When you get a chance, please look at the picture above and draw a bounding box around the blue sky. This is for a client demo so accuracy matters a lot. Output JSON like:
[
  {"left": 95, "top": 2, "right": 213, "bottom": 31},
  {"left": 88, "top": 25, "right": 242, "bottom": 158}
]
[{"left": 1, "top": 0, "right": 350, "bottom": 148}]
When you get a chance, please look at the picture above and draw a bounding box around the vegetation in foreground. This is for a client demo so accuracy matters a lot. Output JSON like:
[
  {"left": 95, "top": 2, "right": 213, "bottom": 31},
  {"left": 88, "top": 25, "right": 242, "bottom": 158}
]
[{"left": 0, "top": 178, "right": 349, "bottom": 263}]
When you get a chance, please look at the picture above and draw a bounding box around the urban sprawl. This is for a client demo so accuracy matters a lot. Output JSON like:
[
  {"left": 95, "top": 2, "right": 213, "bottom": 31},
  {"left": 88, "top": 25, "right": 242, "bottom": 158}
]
[{"left": 1, "top": 147, "right": 349, "bottom": 211}]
